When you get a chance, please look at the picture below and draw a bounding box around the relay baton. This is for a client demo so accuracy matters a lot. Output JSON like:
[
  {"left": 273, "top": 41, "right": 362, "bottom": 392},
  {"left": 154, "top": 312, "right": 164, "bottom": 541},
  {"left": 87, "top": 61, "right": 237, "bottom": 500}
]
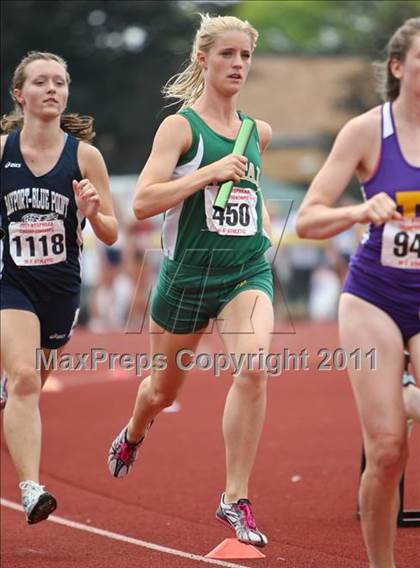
[{"left": 213, "top": 117, "right": 255, "bottom": 211}]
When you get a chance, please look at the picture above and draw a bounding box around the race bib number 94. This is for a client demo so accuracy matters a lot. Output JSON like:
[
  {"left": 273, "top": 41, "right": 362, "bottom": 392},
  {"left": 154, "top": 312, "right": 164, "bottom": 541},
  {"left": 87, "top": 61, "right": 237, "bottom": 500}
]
[
  {"left": 381, "top": 218, "right": 420, "bottom": 269},
  {"left": 204, "top": 185, "right": 258, "bottom": 236},
  {"left": 9, "top": 220, "right": 67, "bottom": 266}
]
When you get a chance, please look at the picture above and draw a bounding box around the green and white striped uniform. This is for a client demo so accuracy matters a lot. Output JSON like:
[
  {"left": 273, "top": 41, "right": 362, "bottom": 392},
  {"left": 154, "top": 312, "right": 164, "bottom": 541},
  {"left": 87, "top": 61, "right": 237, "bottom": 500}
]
[{"left": 162, "top": 108, "right": 271, "bottom": 268}]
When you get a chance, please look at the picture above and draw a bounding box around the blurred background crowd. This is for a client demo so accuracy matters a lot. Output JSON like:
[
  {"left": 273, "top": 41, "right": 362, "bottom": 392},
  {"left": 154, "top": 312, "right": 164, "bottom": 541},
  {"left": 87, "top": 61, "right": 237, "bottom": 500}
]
[{"left": 2, "top": 0, "right": 418, "bottom": 332}]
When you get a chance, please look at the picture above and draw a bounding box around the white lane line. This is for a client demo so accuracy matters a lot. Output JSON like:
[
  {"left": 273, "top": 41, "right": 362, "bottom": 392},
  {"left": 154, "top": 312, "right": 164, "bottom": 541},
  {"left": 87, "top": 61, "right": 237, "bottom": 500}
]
[{"left": 1, "top": 498, "right": 251, "bottom": 568}]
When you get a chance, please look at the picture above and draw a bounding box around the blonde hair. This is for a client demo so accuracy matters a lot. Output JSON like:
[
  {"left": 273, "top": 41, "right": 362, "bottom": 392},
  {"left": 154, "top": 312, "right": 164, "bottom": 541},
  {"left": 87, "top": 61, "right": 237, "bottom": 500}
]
[
  {"left": 1, "top": 51, "right": 95, "bottom": 141},
  {"left": 162, "top": 14, "right": 258, "bottom": 109},
  {"left": 374, "top": 17, "right": 420, "bottom": 102}
]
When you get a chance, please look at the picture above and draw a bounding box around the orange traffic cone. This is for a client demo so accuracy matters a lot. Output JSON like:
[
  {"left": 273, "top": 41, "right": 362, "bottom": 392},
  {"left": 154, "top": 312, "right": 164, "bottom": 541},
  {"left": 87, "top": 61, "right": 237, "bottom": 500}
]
[{"left": 205, "top": 538, "right": 266, "bottom": 559}]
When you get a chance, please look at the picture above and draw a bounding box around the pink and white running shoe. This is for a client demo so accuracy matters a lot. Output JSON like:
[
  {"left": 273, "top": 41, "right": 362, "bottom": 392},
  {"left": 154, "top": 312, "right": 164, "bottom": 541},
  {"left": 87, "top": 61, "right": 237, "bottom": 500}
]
[
  {"left": 216, "top": 492, "right": 268, "bottom": 547},
  {"left": 108, "top": 422, "right": 153, "bottom": 478}
]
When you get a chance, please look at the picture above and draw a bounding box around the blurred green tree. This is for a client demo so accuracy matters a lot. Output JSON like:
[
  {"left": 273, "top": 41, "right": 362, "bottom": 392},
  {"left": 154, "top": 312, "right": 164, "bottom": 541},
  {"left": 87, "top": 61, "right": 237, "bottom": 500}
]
[
  {"left": 2, "top": 1, "right": 419, "bottom": 173},
  {"left": 234, "top": 0, "right": 420, "bottom": 55}
]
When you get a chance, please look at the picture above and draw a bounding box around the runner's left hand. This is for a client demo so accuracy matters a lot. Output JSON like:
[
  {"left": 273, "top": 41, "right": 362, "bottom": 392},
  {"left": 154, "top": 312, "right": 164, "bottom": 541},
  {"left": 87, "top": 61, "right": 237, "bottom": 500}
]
[{"left": 73, "top": 179, "right": 101, "bottom": 219}]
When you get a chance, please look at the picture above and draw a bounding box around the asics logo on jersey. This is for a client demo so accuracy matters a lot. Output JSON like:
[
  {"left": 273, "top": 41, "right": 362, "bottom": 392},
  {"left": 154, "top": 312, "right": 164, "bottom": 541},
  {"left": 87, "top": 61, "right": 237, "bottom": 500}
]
[
  {"left": 4, "top": 162, "right": 22, "bottom": 168},
  {"left": 49, "top": 333, "right": 67, "bottom": 340}
]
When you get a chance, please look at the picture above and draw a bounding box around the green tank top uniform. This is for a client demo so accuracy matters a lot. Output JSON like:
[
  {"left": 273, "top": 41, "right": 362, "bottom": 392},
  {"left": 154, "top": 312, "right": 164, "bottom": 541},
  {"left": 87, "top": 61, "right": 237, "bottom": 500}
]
[
  {"left": 162, "top": 108, "right": 271, "bottom": 267},
  {"left": 151, "top": 108, "right": 274, "bottom": 333}
]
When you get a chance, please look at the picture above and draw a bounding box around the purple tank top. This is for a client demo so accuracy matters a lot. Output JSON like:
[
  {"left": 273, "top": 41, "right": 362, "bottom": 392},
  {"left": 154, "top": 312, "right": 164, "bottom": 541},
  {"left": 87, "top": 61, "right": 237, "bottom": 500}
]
[{"left": 349, "top": 102, "right": 420, "bottom": 284}]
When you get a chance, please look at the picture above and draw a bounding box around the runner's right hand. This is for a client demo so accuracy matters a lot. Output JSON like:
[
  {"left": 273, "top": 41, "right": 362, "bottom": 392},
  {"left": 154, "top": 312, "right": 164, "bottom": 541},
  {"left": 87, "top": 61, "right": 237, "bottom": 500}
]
[
  {"left": 209, "top": 154, "right": 248, "bottom": 184},
  {"left": 351, "top": 192, "right": 403, "bottom": 226}
]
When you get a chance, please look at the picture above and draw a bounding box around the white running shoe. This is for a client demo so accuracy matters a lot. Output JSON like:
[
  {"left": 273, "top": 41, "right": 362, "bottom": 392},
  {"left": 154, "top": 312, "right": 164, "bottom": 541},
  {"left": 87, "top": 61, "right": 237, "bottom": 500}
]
[{"left": 19, "top": 480, "right": 57, "bottom": 524}]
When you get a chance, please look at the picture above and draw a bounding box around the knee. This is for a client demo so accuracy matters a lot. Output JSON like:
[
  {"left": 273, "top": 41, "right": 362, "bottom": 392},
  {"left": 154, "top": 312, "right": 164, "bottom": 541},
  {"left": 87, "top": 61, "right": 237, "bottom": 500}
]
[
  {"left": 233, "top": 368, "right": 267, "bottom": 395},
  {"left": 9, "top": 367, "right": 41, "bottom": 398},
  {"left": 367, "top": 435, "right": 409, "bottom": 480},
  {"left": 147, "top": 383, "right": 177, "bottom": 410}
]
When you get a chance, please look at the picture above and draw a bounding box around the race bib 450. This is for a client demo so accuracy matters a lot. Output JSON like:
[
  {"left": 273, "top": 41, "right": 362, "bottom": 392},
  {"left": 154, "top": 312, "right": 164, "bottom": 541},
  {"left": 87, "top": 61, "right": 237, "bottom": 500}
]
[{"left": 204, "top": 185, "right": 258, "bottom": 236}]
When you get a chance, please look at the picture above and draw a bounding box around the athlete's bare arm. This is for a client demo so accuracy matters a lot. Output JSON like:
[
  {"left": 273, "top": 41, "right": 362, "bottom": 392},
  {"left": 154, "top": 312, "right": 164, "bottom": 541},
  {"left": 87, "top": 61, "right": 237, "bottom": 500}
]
[
  {"left": 0, "top": 135, "right": 8, "bottom": 161},
  {"left": 77, "top": 142, "right": 118, "bottom": 245},
  {"left": 256, "top": 120, "right": 273, "bottom": 239},
  {"left": 296, "top": 108, "right": 402, "bottom": 240},
  {"left": 133, "top": 114, "right": 248, "bottom": 220},
  {"left": 256, "top": 120, "right": 272, "bottom": 154}
]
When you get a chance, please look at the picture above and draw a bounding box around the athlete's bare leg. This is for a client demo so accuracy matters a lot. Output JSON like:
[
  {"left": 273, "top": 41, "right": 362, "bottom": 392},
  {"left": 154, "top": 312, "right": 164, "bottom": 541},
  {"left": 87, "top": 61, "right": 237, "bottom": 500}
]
[
  {"left": 405, "top": 334, "right": 420, "bottom": 422},
  {"left": 126, "top": 319, "right": 202, "bottom": 442},
  {"left": 340, "top": 293, "right": 408, "bottom": 568},
  {"left": 217, "top": 290, "right": 273, "bottom": 503},
  {"left": 1, "top": 309, "right": 42, "bottom": 482}
]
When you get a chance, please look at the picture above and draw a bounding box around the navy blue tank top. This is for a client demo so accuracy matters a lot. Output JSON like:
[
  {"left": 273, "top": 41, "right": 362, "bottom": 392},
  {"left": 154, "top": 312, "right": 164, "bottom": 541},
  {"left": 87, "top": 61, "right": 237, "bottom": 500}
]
[{"left": 1, "top": 131, "right": 84, "bottom": 299}]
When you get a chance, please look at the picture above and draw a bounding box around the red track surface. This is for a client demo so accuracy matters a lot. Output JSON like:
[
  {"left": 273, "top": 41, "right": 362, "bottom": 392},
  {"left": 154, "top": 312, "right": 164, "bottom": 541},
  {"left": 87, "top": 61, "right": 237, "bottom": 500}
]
[{"left": 1, "top": 322, "right": 419, "bottom": 568}]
